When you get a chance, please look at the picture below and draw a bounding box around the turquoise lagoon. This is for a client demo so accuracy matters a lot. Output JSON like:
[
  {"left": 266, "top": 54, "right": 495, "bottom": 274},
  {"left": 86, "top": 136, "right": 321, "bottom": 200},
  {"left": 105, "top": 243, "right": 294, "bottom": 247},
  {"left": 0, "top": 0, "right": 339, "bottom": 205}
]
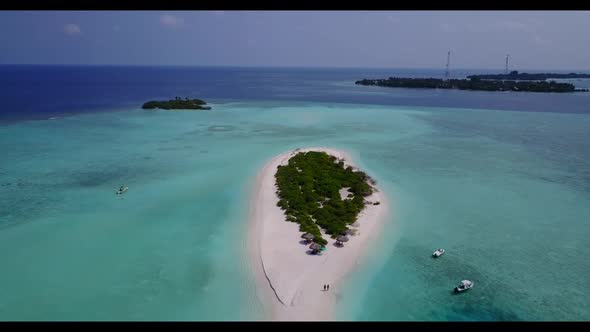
[{"left": 1, "top": 101, "right": 589, "bottom": 320}]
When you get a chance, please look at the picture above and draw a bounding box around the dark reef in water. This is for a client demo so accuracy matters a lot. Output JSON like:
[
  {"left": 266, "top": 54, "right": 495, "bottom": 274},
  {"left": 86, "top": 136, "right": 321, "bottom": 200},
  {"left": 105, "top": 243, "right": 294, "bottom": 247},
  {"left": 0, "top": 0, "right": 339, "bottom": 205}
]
[
  {"left": 142, "top": 97, "right": 211, "bottom": 110},
  {"left": 355, "top": 77, "right": 588, "bottom": 93}
]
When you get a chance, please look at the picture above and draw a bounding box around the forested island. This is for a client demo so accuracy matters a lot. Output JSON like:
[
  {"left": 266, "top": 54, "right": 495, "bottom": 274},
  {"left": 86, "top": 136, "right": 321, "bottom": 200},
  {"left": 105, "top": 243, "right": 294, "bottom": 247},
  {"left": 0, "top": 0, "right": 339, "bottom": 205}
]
[
  {"left": 355, "top": 77, "right": 588, "bottom": 93},
  {"left": 467, "top": 71, "right": 590, "bottom": 81},
  {"left": 142, "top": 97, "right": 211, "bottom": 110},
  {"left": 274, "top": 151, "right": 375, "bottom": 246}
]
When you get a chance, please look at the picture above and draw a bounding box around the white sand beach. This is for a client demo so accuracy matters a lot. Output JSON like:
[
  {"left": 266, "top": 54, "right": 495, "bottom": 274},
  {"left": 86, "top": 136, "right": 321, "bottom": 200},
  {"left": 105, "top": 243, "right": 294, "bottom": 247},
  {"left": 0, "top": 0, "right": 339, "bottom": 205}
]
[{"left": 248, "top": 147, "right": 389, "bottom": 321}]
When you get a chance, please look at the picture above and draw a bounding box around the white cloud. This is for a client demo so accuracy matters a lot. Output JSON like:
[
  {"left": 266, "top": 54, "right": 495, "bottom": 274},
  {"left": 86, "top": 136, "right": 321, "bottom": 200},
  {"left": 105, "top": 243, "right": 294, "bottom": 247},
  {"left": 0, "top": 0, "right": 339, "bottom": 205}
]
[
  {"left": 440, "top": 23, "right": 453, "bottom": 32},
  {"left": 498, "top": 20, "right": 533, "bottom": 32},
  {"left": 386, "top": 15, "right": 400, "bottom": 24},
  {"left": 496, "top": 20, "right": 551, "bottom": 46},
  {"left": 64, "top": 23, "right": 81, "bottom": 36},
  {"left": 534, "top": 34, "right": 551, "bottom": 46},
  {"left": 160, "top": 14, "right": 184, "bottom": 28}
]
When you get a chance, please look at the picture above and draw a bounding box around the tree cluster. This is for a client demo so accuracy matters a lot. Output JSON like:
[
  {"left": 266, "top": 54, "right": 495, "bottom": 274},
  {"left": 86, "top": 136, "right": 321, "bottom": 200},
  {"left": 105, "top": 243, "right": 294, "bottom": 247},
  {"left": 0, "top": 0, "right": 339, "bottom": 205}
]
[
  {"left": 142, "top": 97, "right": 211, "bottom": 110},
  {"left": 355, "top": 77, "right": 587, "bottom": 93},
  {"left": 275, "top": 151, "right": 373, "bottom": 246}
]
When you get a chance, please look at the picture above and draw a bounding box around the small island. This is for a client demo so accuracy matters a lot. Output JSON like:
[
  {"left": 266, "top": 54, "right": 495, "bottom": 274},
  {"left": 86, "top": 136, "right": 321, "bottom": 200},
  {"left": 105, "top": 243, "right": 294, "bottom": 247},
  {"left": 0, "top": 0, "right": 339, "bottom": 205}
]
[
  {"left": 275, "top": 151, "right": 374, "bottom": 247},
  {"left": 249, "top": 148, "right": 387, "bottom": 320},
  {"left": 141, "top": 97, "right": 212, "bottom": 110},
  {"left": 467, "top": 71, "right": 590, "bottom": 81},
  {"left": 355, "top": 77, "right": 588, "bottom": 93}
]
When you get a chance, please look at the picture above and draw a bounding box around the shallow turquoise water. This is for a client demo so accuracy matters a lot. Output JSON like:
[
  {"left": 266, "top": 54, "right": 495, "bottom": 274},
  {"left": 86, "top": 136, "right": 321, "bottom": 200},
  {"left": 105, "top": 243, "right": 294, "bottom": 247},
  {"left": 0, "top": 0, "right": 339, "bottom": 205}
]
[{"left": 1, "top": 102, "right": 589, "bottom": 320}]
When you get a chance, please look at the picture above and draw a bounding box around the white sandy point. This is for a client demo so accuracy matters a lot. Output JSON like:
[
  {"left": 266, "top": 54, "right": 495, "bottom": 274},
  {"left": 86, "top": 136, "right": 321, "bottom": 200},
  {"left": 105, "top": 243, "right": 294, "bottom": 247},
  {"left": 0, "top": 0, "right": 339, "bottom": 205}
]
[{"left": 247, "top": 147, "right": 390, "bottom": 321}]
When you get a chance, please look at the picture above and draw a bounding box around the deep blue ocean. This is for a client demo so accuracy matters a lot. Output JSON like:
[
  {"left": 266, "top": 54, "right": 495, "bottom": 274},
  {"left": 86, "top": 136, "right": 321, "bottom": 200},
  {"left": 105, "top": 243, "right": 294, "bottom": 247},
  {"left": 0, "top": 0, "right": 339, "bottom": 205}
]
[
  {"left": 1, "top": 65, "right": 589, "bottom": 320},
  {"left": 1, "top": 65, "right": 589, "bottom": 123}
]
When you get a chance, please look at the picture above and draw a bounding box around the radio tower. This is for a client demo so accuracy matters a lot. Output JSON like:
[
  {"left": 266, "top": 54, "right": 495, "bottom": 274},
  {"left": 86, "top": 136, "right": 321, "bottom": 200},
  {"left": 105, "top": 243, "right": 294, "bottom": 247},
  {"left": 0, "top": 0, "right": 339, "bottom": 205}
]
[
  {"left": 444, "top": 51, "right": 451, "bottom": 80},
  {"left": 505, "top": 54, "right": 510, "bottom": 74}
]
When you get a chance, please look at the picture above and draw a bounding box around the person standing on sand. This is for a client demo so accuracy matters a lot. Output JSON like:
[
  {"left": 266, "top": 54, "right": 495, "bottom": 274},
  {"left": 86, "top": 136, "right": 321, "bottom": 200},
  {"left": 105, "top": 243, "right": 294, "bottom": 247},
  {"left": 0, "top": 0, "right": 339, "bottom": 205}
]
[
  {"left": 327, "top": 284, "right": 330, "bottom": 291},
  {"left": 323, "top": 284, "right": 326, "bottom": 291}
]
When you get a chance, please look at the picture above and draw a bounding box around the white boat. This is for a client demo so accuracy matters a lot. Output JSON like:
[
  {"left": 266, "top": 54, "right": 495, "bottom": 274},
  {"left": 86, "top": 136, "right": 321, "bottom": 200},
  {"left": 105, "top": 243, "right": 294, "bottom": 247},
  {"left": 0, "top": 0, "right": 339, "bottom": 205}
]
[
  {"left": 432, "top": 248, "right": 445, "bottom": 257},
  {"left": 116, "top": 186, "right": 128, "bottom": 195},
  {"left": 454, "top": 280, "right": 474, "bottom": 293}
]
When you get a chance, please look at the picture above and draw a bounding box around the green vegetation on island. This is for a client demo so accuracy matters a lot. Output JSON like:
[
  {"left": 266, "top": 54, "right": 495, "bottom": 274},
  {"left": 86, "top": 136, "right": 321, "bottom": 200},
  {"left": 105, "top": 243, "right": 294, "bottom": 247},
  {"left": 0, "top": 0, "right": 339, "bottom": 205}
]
[
  {"left": 467, "top": 71, "right": 590, "bottom": 81},
  {"left": 355, "top": 77, "right": 588, "bottom": 93},
  {"left": 142, "top": 97, "right": 212, "bottom": 110},
  {"left": 275, "top": 151, "right": 375, "bottom": 246}
]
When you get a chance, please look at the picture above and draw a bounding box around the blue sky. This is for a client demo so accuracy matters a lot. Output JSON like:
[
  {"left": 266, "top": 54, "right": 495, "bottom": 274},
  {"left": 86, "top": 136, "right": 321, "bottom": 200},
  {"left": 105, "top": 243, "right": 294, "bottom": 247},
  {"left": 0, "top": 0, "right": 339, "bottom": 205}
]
[{"left": 0, "top": 11, "right": 589, "bottom": 70}]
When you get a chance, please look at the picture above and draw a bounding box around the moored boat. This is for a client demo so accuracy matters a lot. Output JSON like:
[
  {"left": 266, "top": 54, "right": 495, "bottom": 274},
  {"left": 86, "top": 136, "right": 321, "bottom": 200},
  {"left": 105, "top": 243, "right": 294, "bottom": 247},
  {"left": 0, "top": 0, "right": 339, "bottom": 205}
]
[
  {"left": 432, "top": 248, "right": 445, "bottom": 257},
  {"left": 454, "top": 280, "right": 474, "bottom": 293}
]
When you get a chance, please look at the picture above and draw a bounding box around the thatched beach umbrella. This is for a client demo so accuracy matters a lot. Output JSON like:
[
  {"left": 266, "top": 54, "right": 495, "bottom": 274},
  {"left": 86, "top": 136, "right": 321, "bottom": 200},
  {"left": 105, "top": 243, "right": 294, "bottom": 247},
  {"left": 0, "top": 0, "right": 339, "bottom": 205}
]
[
  {"left": 309, "top": 242, "right": 322, "bottom": 254},
  {"left": 336, "top": 235, "right": 349, "bottom": 243},
  {"left": 309, "top": 243, "right": 322, "bottom": 251},
  {"left": 302, "top": 233, "right": 315, "bottom": 243},
  {"left": 344, "top": 229, "right": 355, "bottom": 236},
  {"left": 302, "top": 233, "right": 315, "bottom": 241}
]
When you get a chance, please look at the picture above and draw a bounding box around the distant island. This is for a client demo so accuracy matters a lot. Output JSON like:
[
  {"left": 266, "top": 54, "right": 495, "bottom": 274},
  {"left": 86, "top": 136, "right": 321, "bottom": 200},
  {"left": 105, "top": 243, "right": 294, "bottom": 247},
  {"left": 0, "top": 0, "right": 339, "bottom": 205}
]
[
  {"left": 467, "top": 71, "right": 590, "bottom": 81},
  {"left": 355, "top": 77, "right": 589, "bottom": 93},
  {"left": 142, "top": 97, "right": 211, "bottom": 110}
]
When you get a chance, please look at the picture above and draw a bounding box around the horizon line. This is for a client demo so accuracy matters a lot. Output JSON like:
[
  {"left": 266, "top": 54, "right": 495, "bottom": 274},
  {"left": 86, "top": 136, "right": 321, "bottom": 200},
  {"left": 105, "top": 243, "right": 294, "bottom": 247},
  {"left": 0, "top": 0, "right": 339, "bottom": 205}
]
[{"left": 1, "top": 63, "right": 590, "bottom": 72}]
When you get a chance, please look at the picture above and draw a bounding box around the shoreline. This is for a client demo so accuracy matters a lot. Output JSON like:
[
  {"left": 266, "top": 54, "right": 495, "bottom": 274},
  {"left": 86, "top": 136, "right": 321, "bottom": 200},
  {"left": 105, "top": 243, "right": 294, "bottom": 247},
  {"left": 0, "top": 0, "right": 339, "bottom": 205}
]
[{"left": 247, "top": 147, "right": 389, "bottom": 321}]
